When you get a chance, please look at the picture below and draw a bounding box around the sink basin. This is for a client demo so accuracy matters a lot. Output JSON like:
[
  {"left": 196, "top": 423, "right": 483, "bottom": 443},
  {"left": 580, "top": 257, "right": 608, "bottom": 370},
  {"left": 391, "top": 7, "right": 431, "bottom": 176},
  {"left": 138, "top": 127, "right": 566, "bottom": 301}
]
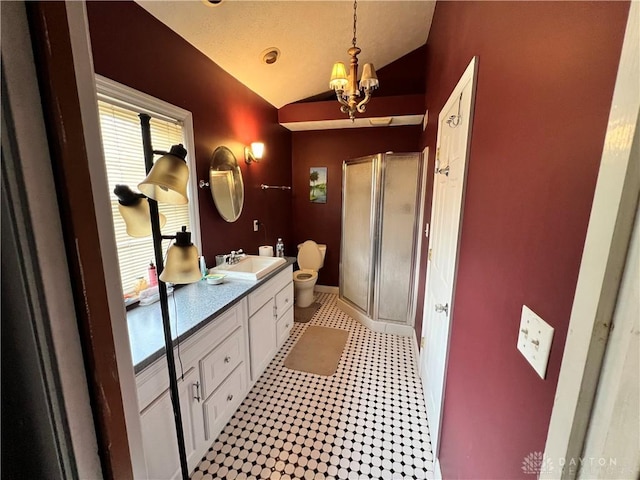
[{"left": 210, "top": 255, "right": 286, "bottom": 281}]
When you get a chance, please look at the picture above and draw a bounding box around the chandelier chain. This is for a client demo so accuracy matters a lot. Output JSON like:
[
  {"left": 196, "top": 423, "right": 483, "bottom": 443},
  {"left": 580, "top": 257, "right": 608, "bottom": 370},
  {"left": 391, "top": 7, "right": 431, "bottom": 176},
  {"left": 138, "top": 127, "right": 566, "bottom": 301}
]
[{"left": 352, "top": 0, "right": 358, "bottom": 47}]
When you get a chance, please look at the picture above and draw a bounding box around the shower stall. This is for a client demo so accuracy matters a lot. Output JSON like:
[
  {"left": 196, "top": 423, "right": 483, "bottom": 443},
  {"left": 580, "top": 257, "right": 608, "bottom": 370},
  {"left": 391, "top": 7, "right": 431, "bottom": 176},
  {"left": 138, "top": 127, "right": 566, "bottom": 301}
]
[{"left": 338, "top": 152, "right": 425, "bottom": 335}]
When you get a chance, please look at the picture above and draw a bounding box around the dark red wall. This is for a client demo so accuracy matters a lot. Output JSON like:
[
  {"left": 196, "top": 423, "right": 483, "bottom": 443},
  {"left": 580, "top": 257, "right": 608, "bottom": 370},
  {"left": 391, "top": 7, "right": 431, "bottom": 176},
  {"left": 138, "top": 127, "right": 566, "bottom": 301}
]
[
  {"left": 291, "top": 127, "right": 421, "bottom": 286},
  {"left": 417, "top": 2, "right": 629, "bottom": 478},
  {"left": 86, "top": 1, "right": 292, "bottom": 263}
]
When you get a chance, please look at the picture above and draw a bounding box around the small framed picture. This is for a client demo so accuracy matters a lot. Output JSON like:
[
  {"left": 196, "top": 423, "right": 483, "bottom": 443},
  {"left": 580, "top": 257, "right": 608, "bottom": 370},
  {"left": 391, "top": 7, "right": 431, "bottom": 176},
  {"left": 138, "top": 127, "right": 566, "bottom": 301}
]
[{"left": 310, "top": 167, "right": 327, "bottom": 204}]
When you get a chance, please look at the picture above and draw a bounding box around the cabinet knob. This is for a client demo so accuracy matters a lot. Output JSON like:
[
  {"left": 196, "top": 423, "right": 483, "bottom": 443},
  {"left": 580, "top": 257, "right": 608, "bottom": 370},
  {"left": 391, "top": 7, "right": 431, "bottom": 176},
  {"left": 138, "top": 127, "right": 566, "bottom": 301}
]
[
  {"left": 286, "top": 324, "right": 290, "bottom": 329},
  {"left": 285, "top": 298, "right": 289, "bottom": 303},
  {"left": 224, "top": 356, "right": 231, "bottom": 364},
  {"left": 227, "top": 394, "right": 234, "bottom": 402}
]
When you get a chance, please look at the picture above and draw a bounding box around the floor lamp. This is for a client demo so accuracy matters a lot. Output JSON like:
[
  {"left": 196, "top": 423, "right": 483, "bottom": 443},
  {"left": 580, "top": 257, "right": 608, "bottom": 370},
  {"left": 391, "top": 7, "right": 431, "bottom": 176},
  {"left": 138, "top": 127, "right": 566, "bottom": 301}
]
[{"left": 115, "top": 113, "right": 201, "bottom": 480}]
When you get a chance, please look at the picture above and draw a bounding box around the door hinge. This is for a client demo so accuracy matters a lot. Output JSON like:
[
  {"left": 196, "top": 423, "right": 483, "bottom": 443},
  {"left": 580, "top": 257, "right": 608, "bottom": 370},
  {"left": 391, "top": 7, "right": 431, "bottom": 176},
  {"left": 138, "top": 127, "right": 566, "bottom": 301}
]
[
  {"left": 436, "top": 147, "right": 440, "bottom": 162},
  {"left": 420, "top": 337, "right": 425, "bottom": 348},
  {"left": 428, "top": 249, "right": 433, "bottom": 261}
]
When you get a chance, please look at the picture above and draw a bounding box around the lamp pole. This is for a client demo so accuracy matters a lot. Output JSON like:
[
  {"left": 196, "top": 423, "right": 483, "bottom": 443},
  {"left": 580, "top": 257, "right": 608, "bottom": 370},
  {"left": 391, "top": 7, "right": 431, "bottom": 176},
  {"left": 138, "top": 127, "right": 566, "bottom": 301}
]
[{"left": 139, "top": 113, "right": 190, "bottom": 480}]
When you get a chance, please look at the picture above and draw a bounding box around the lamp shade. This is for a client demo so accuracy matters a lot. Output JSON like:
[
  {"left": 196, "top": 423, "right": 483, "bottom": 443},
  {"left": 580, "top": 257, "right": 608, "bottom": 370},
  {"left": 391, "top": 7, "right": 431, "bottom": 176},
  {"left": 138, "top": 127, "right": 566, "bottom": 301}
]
[
  {"left": 138, "top": 144, "right": 189, "bottom": 205},
  {"left": 329, "top": 62, "right": 349, "bottom": 90},
  {"left": 159, "top": 228, "right": 202, "bottom": 284},
  {"left": 359, "top": 63, "right": 379, "bottom": 90},
  {"left": 114, "top": 184, "right": 167, "bottom": 237}
]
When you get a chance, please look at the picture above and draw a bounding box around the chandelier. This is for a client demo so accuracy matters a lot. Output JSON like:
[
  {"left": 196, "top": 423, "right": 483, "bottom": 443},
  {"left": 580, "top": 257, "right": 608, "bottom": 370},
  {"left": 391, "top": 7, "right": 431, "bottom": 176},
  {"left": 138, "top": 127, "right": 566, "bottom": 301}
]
[{"left": 329, "top": 0, "right": 379, "bottom": 121}]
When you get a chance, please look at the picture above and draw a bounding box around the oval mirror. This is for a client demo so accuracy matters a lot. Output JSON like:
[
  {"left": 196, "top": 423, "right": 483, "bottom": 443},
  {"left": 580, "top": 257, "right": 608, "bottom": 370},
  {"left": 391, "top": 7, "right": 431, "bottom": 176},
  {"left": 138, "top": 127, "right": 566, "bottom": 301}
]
[{"left": 208, "top": 146, "right": 244, "bottom": 222}]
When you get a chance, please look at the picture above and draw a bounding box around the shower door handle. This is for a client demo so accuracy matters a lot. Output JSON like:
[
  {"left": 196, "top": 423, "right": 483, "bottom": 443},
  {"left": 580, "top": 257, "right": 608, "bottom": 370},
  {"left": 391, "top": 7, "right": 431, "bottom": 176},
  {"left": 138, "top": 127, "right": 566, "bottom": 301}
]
[{"left": 435, "top": 303, "right": 449, "bottom": 315}]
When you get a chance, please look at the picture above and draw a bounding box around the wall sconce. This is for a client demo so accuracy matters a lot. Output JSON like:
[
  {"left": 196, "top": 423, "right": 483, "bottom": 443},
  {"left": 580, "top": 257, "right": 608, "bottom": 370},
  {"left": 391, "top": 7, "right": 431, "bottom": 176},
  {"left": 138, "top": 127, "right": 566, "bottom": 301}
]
[
  {"left": 115, "top": 114, "right": 200, "bottom": 480},
  {"left": 244, "top": 142, "right": 265, "bottom": 164}
]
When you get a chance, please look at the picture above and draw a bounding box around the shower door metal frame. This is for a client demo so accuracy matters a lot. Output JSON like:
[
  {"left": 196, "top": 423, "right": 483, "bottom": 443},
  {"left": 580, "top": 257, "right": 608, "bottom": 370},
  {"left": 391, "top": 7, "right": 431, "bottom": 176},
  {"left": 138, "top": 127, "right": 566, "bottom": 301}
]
[
  {"left": 372, "top": 152, "right": 425, "bottom": 326},
  {"left": 339, "top": 154, "right": 382, "bottom": 317}
]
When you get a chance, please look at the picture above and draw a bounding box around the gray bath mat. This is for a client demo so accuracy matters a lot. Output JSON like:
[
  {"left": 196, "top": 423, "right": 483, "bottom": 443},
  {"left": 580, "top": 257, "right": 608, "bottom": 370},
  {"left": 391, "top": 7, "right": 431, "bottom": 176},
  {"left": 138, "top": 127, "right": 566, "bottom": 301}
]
[{"left": 294, "top": 302, "right": 321, "bottom": 323}]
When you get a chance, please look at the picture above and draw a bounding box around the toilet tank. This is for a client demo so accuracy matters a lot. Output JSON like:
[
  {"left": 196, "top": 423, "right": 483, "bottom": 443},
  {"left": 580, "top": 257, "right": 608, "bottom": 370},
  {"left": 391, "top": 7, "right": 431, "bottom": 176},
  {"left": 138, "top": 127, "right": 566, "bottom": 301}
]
[
  {"left": 318, "top": 244, "right": 327, "bottom": 267},
  {"left": 297, "top": 242, "right": 327, "bottom": 268}
]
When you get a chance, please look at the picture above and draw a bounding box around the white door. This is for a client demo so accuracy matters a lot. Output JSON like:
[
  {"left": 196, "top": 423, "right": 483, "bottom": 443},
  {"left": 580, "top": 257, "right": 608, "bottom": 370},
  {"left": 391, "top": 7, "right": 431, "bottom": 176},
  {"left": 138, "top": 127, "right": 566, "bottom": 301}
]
[{"left": 420, "top": 57, "right": 478, "bottom": 455}]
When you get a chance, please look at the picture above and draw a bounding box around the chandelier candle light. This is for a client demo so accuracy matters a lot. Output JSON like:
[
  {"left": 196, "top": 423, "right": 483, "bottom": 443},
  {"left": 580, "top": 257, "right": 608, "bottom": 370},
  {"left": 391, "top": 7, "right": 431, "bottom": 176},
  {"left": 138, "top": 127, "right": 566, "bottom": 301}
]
[{"left": 329, "top": 0, "right": 379, "bottom": 121}]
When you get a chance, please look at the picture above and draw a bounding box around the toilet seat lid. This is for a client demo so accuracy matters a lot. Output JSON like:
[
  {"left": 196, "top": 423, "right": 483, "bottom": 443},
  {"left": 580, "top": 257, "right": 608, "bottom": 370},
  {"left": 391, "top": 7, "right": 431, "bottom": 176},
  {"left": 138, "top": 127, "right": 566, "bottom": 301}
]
[{"left": 297, "top": 240, "right": 322, "bottom": 270}]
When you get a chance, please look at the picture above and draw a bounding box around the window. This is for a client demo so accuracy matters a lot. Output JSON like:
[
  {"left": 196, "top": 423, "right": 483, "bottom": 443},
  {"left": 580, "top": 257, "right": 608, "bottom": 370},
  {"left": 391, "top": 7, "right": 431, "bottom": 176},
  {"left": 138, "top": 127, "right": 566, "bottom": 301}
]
[{"left": 95, "top": 76, "right": 200, "bottom": 295}]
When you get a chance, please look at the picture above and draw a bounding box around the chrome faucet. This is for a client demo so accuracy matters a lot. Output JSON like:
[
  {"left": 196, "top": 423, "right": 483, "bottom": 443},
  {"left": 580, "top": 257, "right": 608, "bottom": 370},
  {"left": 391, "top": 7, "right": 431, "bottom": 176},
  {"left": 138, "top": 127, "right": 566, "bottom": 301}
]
[{"left": 225, "top": 249, "right": 244, "bottom": 265}]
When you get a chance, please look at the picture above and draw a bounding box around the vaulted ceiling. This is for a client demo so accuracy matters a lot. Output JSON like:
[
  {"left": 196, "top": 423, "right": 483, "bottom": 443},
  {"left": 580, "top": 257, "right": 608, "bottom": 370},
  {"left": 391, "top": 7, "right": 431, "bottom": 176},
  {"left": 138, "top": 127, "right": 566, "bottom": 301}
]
[{"left": 136, "top": 1, "right": 436, "bottom": 108}]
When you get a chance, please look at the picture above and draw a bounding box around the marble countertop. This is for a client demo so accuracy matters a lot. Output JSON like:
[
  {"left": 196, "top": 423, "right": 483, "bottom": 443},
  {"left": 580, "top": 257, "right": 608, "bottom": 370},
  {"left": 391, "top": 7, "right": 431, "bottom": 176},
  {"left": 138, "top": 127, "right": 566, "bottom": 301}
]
[{"left": 127, "top": 258, "right": 295, "bottom": 373}]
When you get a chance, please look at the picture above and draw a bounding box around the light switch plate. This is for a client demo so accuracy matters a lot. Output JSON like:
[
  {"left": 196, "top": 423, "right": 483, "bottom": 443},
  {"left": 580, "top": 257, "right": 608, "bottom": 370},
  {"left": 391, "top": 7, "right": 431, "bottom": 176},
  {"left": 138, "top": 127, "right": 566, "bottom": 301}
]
[{"left": 517, "top": 305, "right": 554, "bottom": 378}]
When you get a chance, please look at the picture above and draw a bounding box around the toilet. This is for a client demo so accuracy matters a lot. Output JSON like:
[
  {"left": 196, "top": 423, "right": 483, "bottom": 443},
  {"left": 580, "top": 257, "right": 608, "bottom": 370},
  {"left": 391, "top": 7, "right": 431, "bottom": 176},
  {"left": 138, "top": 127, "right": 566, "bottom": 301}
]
[{"left": 293, "top": 240, "right": 326, "bottom": 308}]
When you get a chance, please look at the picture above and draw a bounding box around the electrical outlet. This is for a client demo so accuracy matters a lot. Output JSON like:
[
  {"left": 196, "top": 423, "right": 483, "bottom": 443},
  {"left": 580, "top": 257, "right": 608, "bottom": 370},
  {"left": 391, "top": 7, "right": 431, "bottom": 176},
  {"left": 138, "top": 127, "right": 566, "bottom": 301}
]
[
  {"left": 253, "top": 220, "right": 259, "bottom": 232},
  {"left": 517, "top": 305, "right": 554, "bottom": 379}
]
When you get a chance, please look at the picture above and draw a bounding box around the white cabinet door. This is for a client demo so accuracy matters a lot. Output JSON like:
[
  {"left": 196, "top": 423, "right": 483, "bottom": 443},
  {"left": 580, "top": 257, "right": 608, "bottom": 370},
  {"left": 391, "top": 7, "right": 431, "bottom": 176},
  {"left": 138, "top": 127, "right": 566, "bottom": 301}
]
[
  {"left": 249, "top": 298, "right": 276, "bottom": 381},
  {"left": 276, "top": 306, "right": 294, "bottom": 349},
  {"left": 179, "top": 368, "right": 205, "bottom": 477},
  {"left": 141, "top": 368, "right": 202, "bottom": 480}
]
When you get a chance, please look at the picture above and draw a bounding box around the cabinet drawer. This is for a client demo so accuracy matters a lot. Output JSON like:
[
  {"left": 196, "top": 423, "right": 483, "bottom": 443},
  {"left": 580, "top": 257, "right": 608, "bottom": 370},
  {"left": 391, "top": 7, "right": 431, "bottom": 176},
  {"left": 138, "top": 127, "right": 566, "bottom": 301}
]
[
  {"left": 275, "top": 282, "right": 294, "bottom": 316},
  {"left": 203, "top": 364, "right": 247, "bottom": 441},
  {"left": 248, "top": 266, "right": 293, "bottom": 316},
  {"left": 199, "top": 327, "right": 244, "bottom": 399},
  {"left": 276, "top": 307, "right": 294, "bottom": 349}
]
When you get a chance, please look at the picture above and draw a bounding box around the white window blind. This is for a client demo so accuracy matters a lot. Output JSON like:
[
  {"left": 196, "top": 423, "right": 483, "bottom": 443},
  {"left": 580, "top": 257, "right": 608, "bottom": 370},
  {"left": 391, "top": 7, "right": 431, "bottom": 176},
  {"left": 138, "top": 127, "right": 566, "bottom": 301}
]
[{"left": 97, "top": 99, "right": 191, "bottom": 294}]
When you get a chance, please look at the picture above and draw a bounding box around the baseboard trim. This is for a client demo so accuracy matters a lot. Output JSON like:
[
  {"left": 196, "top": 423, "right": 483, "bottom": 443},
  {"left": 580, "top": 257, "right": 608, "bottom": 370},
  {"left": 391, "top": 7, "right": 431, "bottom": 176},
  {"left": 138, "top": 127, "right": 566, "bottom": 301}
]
[
  {"left": 314, "top": 285, "right": 339, "bottom": 294},
  {"left": 336, "top": 297, "right": 414, "bottom": 337},
  {"left": 434, "top": 457, "right": 442, "bottom": 479},
  {"left": 412, "top": 329, "right": 420, "bottom": 372},
  {"left": 416, "top": 370, "right": 442, "bottom": 480}
]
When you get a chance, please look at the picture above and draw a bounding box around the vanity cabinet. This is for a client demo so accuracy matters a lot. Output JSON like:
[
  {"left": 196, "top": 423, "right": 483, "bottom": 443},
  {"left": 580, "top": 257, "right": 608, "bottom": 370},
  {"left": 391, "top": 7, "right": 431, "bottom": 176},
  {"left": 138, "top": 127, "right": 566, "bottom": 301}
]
[
  {"left": 136, "top": 300, "right": 250, "bottom": 479},
  {"left": 248, "top": 266, "right": 294, "bottom": 382},
  {"left": 134, "top": 263, "right": 294, "bottom": 479}
]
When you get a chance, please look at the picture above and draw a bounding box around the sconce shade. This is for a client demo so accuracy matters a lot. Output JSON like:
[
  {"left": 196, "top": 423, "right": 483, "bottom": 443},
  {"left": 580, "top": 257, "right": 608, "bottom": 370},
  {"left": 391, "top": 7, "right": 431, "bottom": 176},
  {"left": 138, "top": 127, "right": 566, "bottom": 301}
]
[
  {"left": 329, "top": 62, "right": 349, "bottom": 90},
  {"left": 359, "top": 63, "right": 379, "bottom": 90},
  {"left": 244, "top": 142, "right": 265, "bottom": 164},
  {"left": 138, "top": 144, "right": 189, "bottom": 205},
  {"left": 250, "top": 142, "right": 264, "bottom": 160},
  {"left": 114, "top": 184, "right": 166, "bottom": 237},
  {"left": 159, "top": 228, "right": 202, "bottom": 284}
]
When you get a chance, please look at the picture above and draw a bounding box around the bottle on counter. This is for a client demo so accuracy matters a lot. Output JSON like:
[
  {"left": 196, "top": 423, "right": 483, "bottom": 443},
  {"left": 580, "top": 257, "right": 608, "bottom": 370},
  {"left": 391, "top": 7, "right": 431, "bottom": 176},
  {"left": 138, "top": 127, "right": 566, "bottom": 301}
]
[
  {"left": 199, "top": 256, "right": 207, "bottom": 278},
  {"left": 276, "top": 238, "right": 285, "bottom": 257},
  {"left": 148, "top": 261, "right": 158, "bottom": 287}
]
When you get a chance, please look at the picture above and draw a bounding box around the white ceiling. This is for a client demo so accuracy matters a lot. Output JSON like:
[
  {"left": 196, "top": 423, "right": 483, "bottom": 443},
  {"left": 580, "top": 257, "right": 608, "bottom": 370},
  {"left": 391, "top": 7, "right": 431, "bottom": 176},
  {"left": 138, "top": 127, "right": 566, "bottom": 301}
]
[{"left": 136, "top": 1, "right": 436, "bottom": 108}]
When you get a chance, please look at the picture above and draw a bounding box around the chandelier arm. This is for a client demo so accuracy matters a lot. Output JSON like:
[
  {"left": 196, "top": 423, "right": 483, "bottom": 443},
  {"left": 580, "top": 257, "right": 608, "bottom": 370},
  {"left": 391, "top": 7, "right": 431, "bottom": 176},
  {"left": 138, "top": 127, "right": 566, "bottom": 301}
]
[
  {"left": 356, "top": 89, "right": 373, "bottom": 113},
  {"left": 334, "top": 90, "right": 350, "bottom": 108}
]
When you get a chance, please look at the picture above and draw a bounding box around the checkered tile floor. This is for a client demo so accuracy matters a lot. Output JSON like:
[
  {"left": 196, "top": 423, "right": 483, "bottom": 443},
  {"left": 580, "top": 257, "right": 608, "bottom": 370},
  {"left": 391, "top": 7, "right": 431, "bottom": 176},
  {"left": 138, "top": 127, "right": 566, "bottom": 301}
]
[{"left": 191, "top": 292, "right": 434, "bottom": 480}]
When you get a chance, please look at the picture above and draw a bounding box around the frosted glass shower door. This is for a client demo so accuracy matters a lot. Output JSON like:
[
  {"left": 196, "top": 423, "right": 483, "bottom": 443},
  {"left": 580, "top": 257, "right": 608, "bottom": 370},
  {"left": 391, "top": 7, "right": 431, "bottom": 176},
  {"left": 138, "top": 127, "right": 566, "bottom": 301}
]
[
  {"left": 340, "top": 156, "right": 377, "bottom": 315},
  {"left": 375, "top": 153, "right": 422, "bottom": 324}
]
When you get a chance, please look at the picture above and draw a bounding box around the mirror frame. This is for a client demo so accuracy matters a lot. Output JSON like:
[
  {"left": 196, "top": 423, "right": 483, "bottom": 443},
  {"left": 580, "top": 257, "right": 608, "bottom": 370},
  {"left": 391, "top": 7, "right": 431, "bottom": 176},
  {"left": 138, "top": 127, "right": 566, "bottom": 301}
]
[{"left": 208, "top": 146, "right": 244, "bottom": 222}]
